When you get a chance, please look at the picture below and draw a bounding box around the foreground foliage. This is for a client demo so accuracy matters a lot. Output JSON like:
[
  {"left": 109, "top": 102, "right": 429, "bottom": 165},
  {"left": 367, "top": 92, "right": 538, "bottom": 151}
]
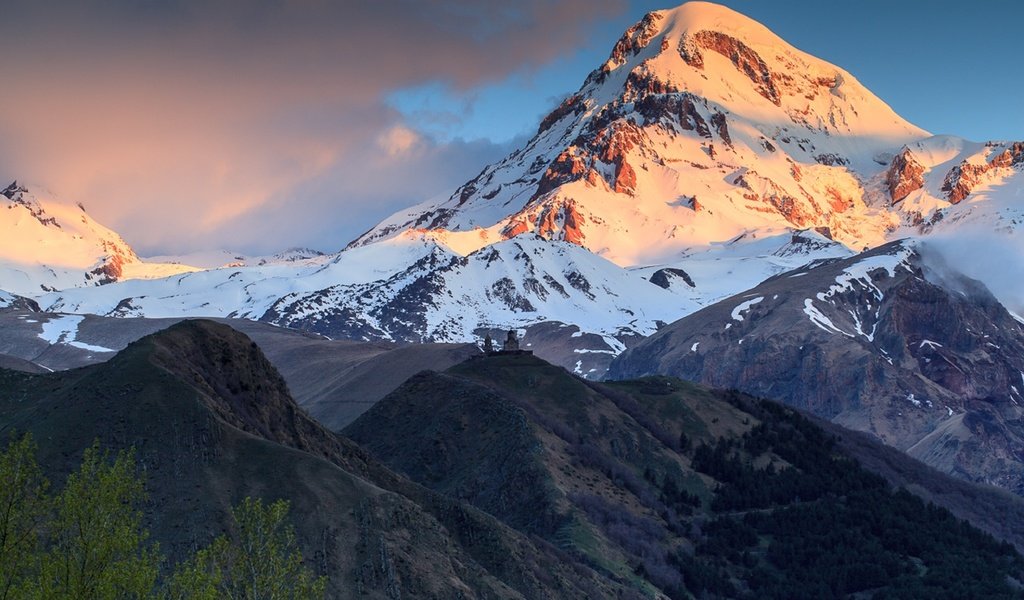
[
  {"left": 0, "top": 434, "right": 47, "bottom": 600},
  {"left": 0, "top": 433, "right": 324, "bottom": 600},
  {"left": 32, "top": 442, "right": 159, "bottom": 599},
  {"left": 167, "top": 498, "right": 326, "bottom": 600}
]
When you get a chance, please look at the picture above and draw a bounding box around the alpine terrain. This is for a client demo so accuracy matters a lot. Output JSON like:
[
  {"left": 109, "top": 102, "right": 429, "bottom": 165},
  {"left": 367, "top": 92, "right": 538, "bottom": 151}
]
[
  {"left": 0, "top": 182, "right": 201, "bottom": 296},
  {"left": 28, "top": 2, "right": 1023, "bottom": 376},
  {"left": 609, "top": 241, "right": 1024, "bottom": 493},
  {"left": 4, "top": 1, "right": 1024, "bottom": 493}
]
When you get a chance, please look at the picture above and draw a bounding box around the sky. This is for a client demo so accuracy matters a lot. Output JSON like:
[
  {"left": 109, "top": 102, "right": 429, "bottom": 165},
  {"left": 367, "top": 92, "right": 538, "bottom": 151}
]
[{"left": 1, "top": 0, "right": 1022, "bottom": 256}]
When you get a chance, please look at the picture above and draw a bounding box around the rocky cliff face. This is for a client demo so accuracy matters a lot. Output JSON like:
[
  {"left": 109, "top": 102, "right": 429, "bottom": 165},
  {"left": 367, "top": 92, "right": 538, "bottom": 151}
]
[
  {"left": 610, "top": 242, "right": 1024, "bottom": 494},
  {"left": 886, "top": 148, "right": 926, "bottom": 203},
  {"left": 941, "top": 142, "right": 1024, "bottom": 204},
  {"left": 0, "top": 289, "right": 40, "bottom": 312},
  {"left": 877, "top": 137, "right": 1024, "bottom": 236}
]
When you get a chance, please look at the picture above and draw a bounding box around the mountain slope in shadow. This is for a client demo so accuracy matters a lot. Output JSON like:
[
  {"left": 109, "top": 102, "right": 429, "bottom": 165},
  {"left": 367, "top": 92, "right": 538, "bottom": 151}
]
[
  {"left": 347, "top": 353, "right": 1024, "bottom": 599},
  {"left": 0, "top": 320, "right": 626, "bottom": 599}
]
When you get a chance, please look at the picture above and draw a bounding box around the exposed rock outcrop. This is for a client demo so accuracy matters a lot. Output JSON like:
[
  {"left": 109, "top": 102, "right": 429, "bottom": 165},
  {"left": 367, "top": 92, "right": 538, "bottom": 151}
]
[
  {"left": 591, "top": 11, "right": 665, "bottom": 82},
  {"left": 680, "top": 30, "right": 781, "bottom": 105},
  {"left": 942, "top": 142, "right": 1024, "bottom": 204},
  {"left": 649, "top": 267, "right": 695, "bottom": 289},
  {"left": 537, "top": 94, "right": 584, "bottom": 135},
  {"left": 886, "top": 148, "right": 926, "bottom": 203}
]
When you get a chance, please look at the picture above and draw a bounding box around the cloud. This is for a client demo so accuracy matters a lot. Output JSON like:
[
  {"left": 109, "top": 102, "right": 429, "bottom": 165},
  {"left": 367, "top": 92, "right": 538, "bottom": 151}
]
[
  {"left": 378, "top": 125, "right": 425, "bottom": 158},
  {"left": 225, "top": 134, "right": 526, "bottom": 254},
  {"left": 0, "top": 0, "right": 625, "bottom": 255},
  {"left": 919, "top": 229, "right": 1024, "bottom": 316}
]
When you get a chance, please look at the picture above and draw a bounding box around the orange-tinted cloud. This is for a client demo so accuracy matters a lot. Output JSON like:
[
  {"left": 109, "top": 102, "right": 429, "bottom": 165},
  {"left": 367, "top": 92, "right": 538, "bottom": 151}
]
[{"left": 0, "top": 0, "right": 625, "bottom": 254}]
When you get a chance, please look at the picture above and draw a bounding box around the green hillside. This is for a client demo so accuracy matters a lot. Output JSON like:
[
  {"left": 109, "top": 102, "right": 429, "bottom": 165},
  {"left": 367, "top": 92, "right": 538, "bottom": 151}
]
[
  {"left": 347, "top": 353, "right": 1024, "bottom": 599},
  {"left": 0, "top": 321, "right": 625, "bottom": 599}
]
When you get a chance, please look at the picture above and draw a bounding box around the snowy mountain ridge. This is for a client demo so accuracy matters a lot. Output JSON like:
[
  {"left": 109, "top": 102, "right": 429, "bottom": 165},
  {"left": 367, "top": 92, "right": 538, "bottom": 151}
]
[
  {"left": 610, "top": 238, "right": 1024, "bottom": 494},
  {"left": 144, "top": 247, "right": 327, "bottom": 269},
  {"left": 348, "top": 1, "right": 930, "bottom": 267},
  {"left": 883, "top": 137, "right": 1024, "bottom": 237},
  {"left": 5, "top": 1, "right": 1023, "bottom": 378},
  {"left": 38, "top": 227, "right": 848, "bottom": 377},
  {"left": 0, "top": 181, "right": 199, "bottom": 296}
]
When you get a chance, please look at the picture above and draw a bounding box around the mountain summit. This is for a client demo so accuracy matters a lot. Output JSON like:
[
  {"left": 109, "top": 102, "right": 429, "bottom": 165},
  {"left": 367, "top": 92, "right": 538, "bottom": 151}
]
[
  {"left": 351, "top": 1, "right": 929, "bottom": 265},
  {"left": 0, "top": 182, "right": 198, "bottom": 295},
  {"left": 28, "top": 1, "right": 1024, "bottom": 381}
]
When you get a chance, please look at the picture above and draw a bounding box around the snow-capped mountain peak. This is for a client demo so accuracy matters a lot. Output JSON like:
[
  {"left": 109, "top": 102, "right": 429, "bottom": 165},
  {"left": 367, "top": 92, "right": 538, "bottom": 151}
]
[
  {"left": 8, "top": 1, "right": 1024, "bottom": 383},
  {"left": 0, "top": 181, "right": 198, "bottom": 295},
  {"left": 349, "top": 2, "right": 930, "bottom": 267},
  {"left": 594, "top": 2, "right": 925, "bottom": 148}
]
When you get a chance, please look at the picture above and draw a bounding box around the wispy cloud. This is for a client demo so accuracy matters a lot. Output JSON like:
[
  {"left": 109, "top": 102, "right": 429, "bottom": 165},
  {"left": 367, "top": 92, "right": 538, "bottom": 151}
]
[{"left": 920, "top": 229, "right": 1024, "bottom": 316}]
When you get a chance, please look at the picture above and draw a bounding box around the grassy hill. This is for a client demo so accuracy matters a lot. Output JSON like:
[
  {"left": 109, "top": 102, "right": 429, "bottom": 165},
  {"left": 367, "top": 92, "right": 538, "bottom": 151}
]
[
  {"left": 0, "top": 321, "right": 628, "bottom": 599},
  {"left": 4, "top": 323, "right": 1023, "bottom": 598},
  {"left": 347, "top": 353, "right": 1024, "bottom": 599}
]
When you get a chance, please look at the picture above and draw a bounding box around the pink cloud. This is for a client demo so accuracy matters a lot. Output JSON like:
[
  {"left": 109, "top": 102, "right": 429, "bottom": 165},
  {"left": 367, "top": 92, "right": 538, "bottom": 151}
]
[{"left": 0, "top": 0, "right": 625, "bottom": 254}]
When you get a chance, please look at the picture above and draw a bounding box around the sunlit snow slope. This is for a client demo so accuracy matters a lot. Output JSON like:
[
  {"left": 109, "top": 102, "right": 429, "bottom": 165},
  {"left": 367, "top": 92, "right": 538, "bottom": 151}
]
[
  {"left": 0, "top": 182, "right": 198, "bottom": 296},
  {"left": 11, "top": 2, "right": 1024, "bottom": 375},
  {"left": 351, "top": 1, "right": 929, "bottom": 266}
]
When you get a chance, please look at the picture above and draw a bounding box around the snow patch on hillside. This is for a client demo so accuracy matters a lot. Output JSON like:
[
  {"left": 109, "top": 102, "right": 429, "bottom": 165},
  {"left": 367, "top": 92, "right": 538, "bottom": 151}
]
[
  {"left": 38, "top": 314, "right": 113, "bottom": 353},
  {"left": 804, "top": 298, "right": 852, "bottom": 337},
  {"left": 731, "top": 296, "right": 763, "bottom": 321}
]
